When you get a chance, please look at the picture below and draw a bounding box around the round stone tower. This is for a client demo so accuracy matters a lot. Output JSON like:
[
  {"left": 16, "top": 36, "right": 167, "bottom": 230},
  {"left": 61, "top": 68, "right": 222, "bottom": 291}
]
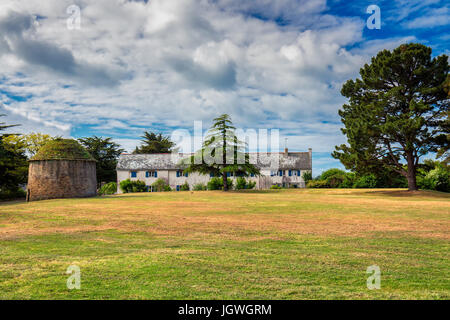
[{"left": 27, "top": 139, "right": 97, "bottom": 201}]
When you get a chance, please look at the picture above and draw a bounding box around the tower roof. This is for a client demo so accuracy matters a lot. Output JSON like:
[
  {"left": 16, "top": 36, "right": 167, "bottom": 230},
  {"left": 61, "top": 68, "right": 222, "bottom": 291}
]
[{"left": 31, "top": 139, "right": 95, "bottom": 161}]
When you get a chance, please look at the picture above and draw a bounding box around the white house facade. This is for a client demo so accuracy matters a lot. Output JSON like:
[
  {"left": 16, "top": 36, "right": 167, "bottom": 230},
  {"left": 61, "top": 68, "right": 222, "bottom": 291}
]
[{"left": 116, "top": 148, "right": 312, "bottom": 192}]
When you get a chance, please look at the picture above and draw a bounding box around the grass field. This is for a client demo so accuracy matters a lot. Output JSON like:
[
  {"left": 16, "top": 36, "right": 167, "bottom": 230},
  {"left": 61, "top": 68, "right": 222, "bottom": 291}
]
[{"left": 0, "top": 189, "right": 448, "bottom": 299}]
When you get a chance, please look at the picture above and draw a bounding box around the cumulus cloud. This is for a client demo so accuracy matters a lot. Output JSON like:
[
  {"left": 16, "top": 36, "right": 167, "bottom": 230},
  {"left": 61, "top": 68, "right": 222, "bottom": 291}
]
[
  {"left": 0, "top": 0, "right": 442, "bottom": 168},
  {"left": 0, "top": 9, "right": 129, "bottom": 86}
]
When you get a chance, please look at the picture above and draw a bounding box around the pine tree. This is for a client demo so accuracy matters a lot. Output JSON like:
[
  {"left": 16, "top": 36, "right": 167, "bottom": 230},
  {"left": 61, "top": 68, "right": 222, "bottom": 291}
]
[
  {"left": 183, "top": 114, "right": 259, "bottom": 191},
  {"left": 133, "top": 131, "right": 175, "bottom": 154},
  {"left": 333, "top": 44, "right": 449, "bottom": 191}
]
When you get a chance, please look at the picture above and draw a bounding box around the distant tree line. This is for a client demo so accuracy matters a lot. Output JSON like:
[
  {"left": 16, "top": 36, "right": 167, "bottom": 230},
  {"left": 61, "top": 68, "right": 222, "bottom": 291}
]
[{"left": 0, "top": 118, "right": 180, "bottom": 199}]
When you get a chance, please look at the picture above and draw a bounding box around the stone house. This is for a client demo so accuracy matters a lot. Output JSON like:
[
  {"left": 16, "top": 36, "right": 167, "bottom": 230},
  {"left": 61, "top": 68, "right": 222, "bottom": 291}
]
[{"left": 116, "top": 148, "right": 312, "bottom": 192}]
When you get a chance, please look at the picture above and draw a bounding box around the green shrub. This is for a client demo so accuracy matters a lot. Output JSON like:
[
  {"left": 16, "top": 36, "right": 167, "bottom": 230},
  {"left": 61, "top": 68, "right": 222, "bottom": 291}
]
[
  {"left": 235, "top": 177, "right": 257, "bottom": 190},
  {"left": 302, "top": 171, "right": 313, "bottom": 183},
  {"left": 235, "top": 177, "right": 246, "bottom": 190},
  {"left": 132, "top": 180, "right": 146, "bottom": 192},
  {"left": 227, "top": 178, "right": 234, "bottom": 190},
  {"left": 270, "top": 184, "right": 282, "bottom": 189},
  {"left": 207, "top": 177, "right": 234, "bottom": 190},
  {"left": 341, "top": 172, "right": 356, "bottom": 188},
  {"left": 353, "top": 174, "right": 377, "bottom": 188},
  {"left": 306, "top": 169, "right": 359, "bottom": 189},
  {"left": 375, "top": 167, "right": 408, "bottom": 188},
  {"left": 326, "top": 173, "right": 346, "bottom": 188},
  {"left": 193, "top": 183, "right": 207, "bottom": 191},
  {"left": 163, "top": 185, "right": 172, "bottom": 192},
  {"left": 119, "top": 179, "right": 147, "bottom": 193},
  {"left": 119, "top": 179, "right": 132, "bottom": 193},
  {"left": 98, "top": 182, "right": 117, "bottom": 195},
  {"left": 207, "top": 177, "right": 223, "bottom": 190},
  {"left": 247, "top": 180, "right": 256, "bottom": 189},
  {"left": 152, "top": 178, "right": 169, "bottom": 192},
  {"left": 418, "top": 166, "right": 449, "bottom": 192},
  {"left": 180, "top": 181, "right": 190, "bottom": 191},
  {"left": 320, "top": 168, "right": 347, "bottom": 181},
  {"left": 306, "top": 180, "right": 329, "bottom": 188}
]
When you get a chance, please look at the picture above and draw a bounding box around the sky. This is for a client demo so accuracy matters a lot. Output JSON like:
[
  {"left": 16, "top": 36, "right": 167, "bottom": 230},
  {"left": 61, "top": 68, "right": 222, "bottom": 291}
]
[{"left": 0, "top": 0, "right": 448, "bottom": 175}]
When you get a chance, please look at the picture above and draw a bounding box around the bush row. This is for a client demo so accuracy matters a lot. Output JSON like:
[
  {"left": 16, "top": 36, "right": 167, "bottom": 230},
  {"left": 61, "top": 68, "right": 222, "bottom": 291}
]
[
  {"left": 118, "top": 177, "right": 257, "bottom": 193},
  {"left": 307, "top": 169, "right": 380, "bottom": 189},
  {"left": 307, "top": 163, "right": 449, "bottom": 192}
]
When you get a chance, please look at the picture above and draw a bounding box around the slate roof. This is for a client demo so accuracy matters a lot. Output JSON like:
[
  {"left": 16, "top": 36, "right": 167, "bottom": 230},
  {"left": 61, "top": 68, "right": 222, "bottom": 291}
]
[{"left": 117, "top": 151, "right": 312, "bottom": 171}]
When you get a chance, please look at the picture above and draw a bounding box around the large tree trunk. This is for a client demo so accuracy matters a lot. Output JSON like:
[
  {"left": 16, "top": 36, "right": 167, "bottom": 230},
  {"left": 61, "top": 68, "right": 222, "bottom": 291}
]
[
  {"left": 222, "top": 172, "right": 229, "bottom": 191},
  {"left": 406, "top": 152, "right": 418, "bottom": 191}
]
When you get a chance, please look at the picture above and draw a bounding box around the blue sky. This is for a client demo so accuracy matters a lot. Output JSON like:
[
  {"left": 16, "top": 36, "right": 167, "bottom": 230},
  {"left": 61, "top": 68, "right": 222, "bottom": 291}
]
[{"left": 0, "top": 0, "right": 448, "bottom": 175}]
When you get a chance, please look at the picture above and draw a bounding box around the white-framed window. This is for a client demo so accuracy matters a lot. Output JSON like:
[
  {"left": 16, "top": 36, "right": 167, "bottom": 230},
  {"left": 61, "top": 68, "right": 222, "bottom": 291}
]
[
  {"left": 145, "top": 171, "right": 157, "bottom": 178},
  {"left": 176, "top": 170, "right": 188, "bottom": 177}
]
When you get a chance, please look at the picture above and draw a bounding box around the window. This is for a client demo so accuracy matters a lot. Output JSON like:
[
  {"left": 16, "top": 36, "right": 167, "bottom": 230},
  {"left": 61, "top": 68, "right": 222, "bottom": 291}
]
[
  {"left": 176, "top": 185, "right": 180, "bottom": 191},
  {"left": 210, "top": 172, "right": 215, "bottom": 177},
  {"left": 288, "top": 170, "right": 292, "bottom": 176},
  {"left": 131, "top": 171, "right": 137, "bottom": 178},
  {"left": 146, "top": 171, "right": 157, "bottom": 178},
  {"left": 278, "top": 170, "right": 283, "bottom": 176},
  {"left": 176, "top": 170, "right": 188, "bottom": 177},
  {"left": 297, "top": 170, "right": 301, "bottom": 176}
]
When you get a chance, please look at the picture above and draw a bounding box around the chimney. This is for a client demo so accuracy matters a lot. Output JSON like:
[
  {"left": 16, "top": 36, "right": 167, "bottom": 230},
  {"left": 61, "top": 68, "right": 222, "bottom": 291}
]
[
  {"left": 308, "top": 148, "right": 312, "bottom": 169},
  {"left": 284, "top": 138, "right": 288, "bottom": 156}
]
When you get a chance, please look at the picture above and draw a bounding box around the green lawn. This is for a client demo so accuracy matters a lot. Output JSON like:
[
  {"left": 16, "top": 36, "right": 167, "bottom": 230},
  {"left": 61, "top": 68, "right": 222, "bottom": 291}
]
[{"left": 0, "top": 189, "right": 448, "bottom": 299}]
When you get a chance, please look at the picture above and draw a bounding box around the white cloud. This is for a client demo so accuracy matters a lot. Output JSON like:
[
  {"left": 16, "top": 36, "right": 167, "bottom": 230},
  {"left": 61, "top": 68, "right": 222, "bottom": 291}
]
[
  {"left": 402, "top": 7, "right": 450, "bottom": 29},
  {"left": 0, "top": 0, "right": 427, "bottom": 163}
]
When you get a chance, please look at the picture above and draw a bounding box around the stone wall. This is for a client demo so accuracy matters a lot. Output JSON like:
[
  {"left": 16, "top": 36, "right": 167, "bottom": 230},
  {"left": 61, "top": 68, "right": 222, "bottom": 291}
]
[{"left": 27, "top": 160, "right": 97, "bottom": 201}]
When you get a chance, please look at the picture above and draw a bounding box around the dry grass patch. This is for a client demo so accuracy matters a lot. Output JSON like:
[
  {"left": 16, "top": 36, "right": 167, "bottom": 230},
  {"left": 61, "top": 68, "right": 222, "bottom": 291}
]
[
  {"left": 0, "top": 189, "right": 448, "bottom": 240},
  {"left": 0, "top": 189, "right": 448, "bottom": 299}
]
